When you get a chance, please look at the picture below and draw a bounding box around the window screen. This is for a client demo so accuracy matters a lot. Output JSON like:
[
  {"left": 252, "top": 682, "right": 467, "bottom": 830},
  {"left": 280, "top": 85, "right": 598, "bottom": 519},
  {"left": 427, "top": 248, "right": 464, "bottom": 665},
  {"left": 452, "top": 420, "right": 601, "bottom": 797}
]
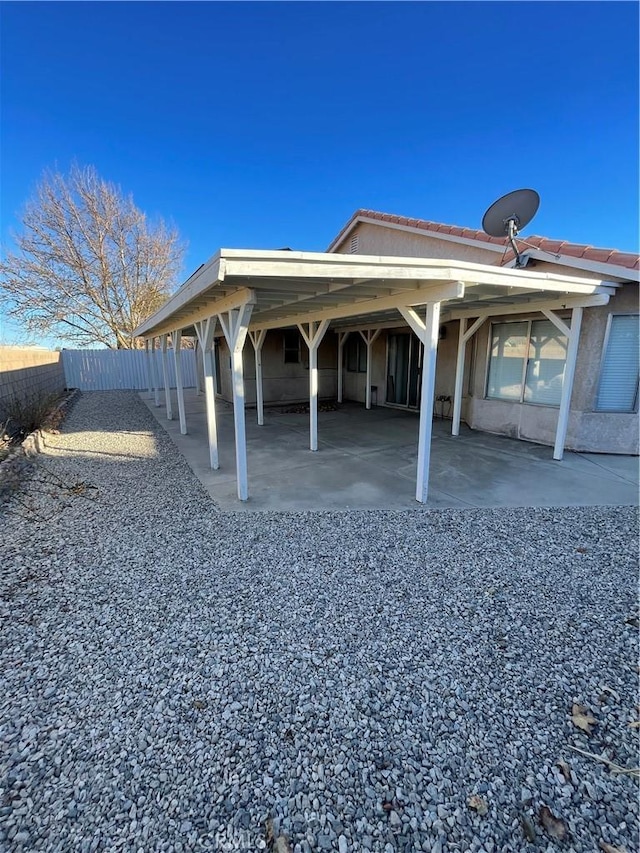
[
  {"left": 524, "top": 320, "right": 568, "bottom": 406},
  {"left": 596, "top": 314, "right": 639, "bottom": 412},
  {"left": 487, "top": 319, "right": 568, "bottom": 407},
  {"left": 486, "top": 322, "right": 528, "bottom": 401}
]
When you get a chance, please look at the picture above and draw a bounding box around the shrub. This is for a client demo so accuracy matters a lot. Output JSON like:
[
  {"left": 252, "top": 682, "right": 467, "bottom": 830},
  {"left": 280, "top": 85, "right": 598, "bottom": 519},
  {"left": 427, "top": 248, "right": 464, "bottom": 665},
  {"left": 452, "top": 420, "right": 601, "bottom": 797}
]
[
  {"left": 0, "top": 420, "right": 11, "bottom": 463},
  {"left": 0, "top": 390, "right": 64, "bottom": 442}
]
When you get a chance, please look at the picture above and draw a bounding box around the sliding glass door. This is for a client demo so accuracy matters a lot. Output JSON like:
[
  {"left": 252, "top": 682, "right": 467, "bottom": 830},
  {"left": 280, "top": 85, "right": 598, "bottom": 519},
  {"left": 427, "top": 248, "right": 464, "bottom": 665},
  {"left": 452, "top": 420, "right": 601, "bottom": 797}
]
[{"left": 387, "top": 333, "right": 422, "bottom": 408}]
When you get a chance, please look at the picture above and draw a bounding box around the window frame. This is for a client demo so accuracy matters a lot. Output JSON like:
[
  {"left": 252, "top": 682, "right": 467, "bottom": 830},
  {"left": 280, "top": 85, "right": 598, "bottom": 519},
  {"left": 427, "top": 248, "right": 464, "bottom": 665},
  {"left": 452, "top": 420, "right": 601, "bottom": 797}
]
[
  {"left": 594, "top": 312, "right": 640, "bottom": 413},
  {"left": 484, "top": 316, "right": 570, "bottom": 408}
]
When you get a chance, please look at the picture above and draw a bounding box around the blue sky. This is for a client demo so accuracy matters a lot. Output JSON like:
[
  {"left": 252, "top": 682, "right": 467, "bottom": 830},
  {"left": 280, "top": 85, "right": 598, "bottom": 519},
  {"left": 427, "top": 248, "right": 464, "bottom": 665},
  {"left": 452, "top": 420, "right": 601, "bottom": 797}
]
[{"left": 1, "top": 1, "right": 638, "bottom": 344}]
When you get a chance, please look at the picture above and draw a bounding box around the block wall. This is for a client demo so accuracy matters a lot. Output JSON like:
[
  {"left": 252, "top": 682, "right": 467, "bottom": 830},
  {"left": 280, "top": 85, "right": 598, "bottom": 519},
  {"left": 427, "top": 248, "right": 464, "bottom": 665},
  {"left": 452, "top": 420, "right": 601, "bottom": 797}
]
[{"left": 0, "top": 348, "right": 66, "bottom": 421}]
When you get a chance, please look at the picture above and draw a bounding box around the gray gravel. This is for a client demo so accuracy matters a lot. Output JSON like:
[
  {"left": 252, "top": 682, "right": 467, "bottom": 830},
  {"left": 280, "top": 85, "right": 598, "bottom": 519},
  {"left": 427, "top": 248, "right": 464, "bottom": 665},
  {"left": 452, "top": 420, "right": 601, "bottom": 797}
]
[{"left": 1, "top": 390, "right": 638, "bottom": 853}]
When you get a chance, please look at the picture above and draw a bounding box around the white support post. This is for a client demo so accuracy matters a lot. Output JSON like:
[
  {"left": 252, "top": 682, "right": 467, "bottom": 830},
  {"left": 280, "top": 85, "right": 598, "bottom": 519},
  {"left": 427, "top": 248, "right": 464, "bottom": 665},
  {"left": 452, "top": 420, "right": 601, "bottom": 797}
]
[
  {"left": 150, "top": 338, "right": 161, "bottom": 407},
  {"left": 195, "top": 318, "right": 219, "bottom": 470},
  {"left": 451, "top": 316, "right": 486, "bottom": 435},
  {"left": 161, "top": 334, "right": 173, "bottom": 420},
  {"left": 145, "top": 339, "right": 154, "bottom": 399},
  {"left": 359, "top": 329, "right": 381, "bottom": 409},
  {"left": 298, "top": 320, "right": 331, "bottom": 451},
  {"left": 194, "top": 339, "right": 202, "bottom": 396},
  {"left": 544, "top": 306, "right": 582, "bottom": 461},
  {"left": 171, "top": 330, "right": 187, "bottom": 435},
  {"left": 218, "top": 302, "right": 254, "bottom": 501},
  {"left": 337, "top": 331, "right": 349, "bottom": 404},
  {"left": 399, "top": 303, "right": 441, "bottom": 504},
  {"left": 249, "top": 329, "right": 267, "bottom": 425}
]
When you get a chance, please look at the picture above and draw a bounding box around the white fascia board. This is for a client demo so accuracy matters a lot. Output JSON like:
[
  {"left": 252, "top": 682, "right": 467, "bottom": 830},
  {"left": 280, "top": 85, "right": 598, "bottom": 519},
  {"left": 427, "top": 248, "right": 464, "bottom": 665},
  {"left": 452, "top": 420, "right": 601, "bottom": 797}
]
[
  {"left": 134, "top": 254, "right": 225, "bottom": 337},
  {"left": 169, "top": 247, "right": 608, "bottom": 290},
  {"left": 175, "top": 251, "right": 222, "bottom": 292},
  {"left": 326, "top": 215, "right": 508, "bottom": 256},
  {"left": 221, "top": 251, "right": 605, "bottom": 292},
  {"left": 135, "top": 248, "right": 608, "bottom": 338},
  {"left": 445, "top": 292, "right": 610, "bottom": 321},
  {"left": 516, "top": 249, "right": 637, "bottom": 282},
  {"left": 141, "top": 288, "right": 257, "bottom": 340}
]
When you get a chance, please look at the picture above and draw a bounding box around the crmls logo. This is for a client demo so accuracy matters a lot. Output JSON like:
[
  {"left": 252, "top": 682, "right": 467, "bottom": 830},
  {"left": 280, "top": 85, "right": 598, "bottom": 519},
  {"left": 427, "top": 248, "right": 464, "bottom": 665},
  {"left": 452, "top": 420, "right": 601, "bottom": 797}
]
[{"left": 213, "top": 829, "right": 268, "bottom": 851}]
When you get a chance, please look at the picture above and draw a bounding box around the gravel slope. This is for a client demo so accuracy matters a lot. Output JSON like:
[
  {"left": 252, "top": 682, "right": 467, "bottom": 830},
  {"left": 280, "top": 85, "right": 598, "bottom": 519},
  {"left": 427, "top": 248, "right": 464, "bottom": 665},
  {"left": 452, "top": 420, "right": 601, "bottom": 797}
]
[{"left": 1, "top": 391, "right": 638, "bottom": 853}]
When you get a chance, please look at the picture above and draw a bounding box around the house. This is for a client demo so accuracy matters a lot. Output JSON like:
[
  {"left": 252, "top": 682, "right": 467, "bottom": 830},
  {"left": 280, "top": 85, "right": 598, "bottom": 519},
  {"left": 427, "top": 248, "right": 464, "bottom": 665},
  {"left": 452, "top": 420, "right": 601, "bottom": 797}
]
[
  {"left": 325, "top": 209, "right": 639, "bottom": 456},
  {"left": 134, "top": 210, "right": 638, "bottom": 502}
]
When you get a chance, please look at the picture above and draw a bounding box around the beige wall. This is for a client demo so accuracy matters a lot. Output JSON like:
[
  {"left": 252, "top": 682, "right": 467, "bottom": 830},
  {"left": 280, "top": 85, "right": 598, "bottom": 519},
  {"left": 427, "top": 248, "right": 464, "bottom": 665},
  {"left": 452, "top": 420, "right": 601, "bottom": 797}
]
[
  {"left": 341, "top": 333, "right": 387, "bottom": 405},
  {"left": 0, "top": 347, "right": 66, "bottom": 420},
  {"left": 566, "top": 284, "right": 638, "bottom": 452},
  {"left": 335, "top": 221, "right": 504, "bottom": 265},
  {"left": 341, "top": 322, "right": 471, "bottom": 410},
  {"left": 464, "top": 283, "right": 638, "bottom": 454},
  {"left": 333, "top": 221, "right": 638, "bottom": 454},
  {"left": 215, "top": 329, "right": 337, "bottom": 406}
]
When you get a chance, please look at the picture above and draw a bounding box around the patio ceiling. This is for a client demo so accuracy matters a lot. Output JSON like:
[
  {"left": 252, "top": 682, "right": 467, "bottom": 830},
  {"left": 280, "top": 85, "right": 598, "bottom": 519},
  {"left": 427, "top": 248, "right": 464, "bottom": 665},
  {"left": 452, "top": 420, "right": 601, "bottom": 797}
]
[{"left": 133, "top": 249, "right": 615, "bottom": 340}]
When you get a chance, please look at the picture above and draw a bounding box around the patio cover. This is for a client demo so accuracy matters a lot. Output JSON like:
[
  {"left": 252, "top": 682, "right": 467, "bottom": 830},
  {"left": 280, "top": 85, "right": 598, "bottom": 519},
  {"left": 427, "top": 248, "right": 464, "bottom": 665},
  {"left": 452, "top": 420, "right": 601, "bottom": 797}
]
[{"left": 134, "top": 249, "right": 614, "bottom": 502}]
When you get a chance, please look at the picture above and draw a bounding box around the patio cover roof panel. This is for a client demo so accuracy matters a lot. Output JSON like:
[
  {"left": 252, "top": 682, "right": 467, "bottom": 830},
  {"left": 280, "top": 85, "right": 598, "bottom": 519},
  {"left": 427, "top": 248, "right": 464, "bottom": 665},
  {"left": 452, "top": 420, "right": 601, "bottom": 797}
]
[{"left": 133, "top": 249, "right": 612, "bottom": 339}]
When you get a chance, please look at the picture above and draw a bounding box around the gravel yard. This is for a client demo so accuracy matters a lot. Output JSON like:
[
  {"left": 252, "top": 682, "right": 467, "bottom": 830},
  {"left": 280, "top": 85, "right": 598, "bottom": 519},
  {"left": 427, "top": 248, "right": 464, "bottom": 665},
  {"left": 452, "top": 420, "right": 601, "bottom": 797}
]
[{"left": 1, "top": 391, "right": 638, "bottom": 853}]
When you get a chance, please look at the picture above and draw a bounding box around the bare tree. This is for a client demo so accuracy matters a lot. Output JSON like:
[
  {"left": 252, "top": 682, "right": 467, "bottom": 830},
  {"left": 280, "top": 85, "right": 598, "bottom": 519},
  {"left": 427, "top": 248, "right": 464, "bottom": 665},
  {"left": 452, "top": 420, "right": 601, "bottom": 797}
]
[{"left": 0, "top": 165, "right": 184, "bottom": 348}]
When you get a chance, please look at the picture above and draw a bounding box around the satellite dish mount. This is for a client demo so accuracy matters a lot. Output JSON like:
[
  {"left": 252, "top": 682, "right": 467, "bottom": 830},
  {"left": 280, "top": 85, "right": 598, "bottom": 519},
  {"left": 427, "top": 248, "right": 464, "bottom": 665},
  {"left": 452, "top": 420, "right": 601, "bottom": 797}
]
[{"left": 482, "top": 189, "right": 540, "bottom": 268}]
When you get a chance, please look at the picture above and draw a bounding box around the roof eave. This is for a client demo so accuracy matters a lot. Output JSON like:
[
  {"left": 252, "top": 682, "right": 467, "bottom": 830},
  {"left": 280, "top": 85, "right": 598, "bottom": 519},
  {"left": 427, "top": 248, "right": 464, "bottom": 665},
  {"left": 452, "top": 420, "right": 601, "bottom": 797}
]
[
  {"left": 521, "top": 248, "right": 639, "bottom": 282},
  {"left": 327, "top": 211, "right": 639, "bottom": 280}
]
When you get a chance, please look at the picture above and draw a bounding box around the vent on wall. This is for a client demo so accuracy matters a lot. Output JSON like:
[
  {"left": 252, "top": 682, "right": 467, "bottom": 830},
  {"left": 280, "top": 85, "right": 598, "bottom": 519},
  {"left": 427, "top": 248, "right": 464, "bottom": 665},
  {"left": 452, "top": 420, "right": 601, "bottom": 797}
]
[{"left": 349, "top": 234, "right": 359, "bottom": 254}]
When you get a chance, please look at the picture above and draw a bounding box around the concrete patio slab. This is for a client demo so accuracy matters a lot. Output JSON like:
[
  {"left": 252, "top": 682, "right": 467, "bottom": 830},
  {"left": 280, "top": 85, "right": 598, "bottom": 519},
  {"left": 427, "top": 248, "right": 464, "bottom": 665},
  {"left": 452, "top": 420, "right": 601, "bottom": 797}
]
[{"left": 141, "top": 390, "right": 639, "bottom": 511}]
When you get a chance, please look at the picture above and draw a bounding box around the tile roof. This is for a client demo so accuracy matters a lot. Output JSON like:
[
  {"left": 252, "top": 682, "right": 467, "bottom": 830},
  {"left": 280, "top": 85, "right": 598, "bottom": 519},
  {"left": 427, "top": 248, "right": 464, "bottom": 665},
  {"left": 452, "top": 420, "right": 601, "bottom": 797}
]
[{"left": 332, "top": 208, "right": 639, "bottom": 271}]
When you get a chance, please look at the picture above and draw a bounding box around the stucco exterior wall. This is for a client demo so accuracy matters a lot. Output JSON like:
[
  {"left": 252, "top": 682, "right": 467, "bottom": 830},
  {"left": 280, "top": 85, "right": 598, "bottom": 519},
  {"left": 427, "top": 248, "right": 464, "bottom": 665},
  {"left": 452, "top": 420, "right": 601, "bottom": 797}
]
[
  {"left": 333, "top": 221, "right": 638, "bottom": 454},
  {"left": 216, "top": 329, "right": 337, "bottom": 406},
  {"left": 341, "top": 321, "right": 471, "bottom": 414},
  {"left": 564, "top": 283, "right": 638, "bottom": 453},
  {"left": 335, "top": 221, "right": 504, "bottom": 265},
  {"left": 341, "top": 334, "right": 387, "bottom": 406},
  {"left": 434, "top": 320, "right": 476, "bottom": 401},
  {"left": 465, "top": 283, "right": 638, "bottom": 454}
]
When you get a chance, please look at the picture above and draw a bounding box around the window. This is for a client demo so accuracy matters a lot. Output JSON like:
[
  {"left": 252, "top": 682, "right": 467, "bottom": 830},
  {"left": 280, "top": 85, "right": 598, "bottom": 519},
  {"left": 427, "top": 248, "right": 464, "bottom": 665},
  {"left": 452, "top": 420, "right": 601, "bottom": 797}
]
[
  {"left": 346, "top": 336, "right": 367, "bottom": 372},
  {"left": 486, "top": 319, "right": 568, "bottom": 407},
  {"left": 595, "top": 314, "right": 639, "bottom": 412},
  {"left": 524, "top": 320, "right": 568, "bottom": 406},
  {"left": 283, "top": 329, "right": 300, "bottom": 364}
]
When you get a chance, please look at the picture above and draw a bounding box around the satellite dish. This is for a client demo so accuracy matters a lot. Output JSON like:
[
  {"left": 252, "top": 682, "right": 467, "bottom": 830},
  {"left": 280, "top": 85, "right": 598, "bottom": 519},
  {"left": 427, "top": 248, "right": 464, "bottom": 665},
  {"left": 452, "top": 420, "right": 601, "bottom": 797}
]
[{"left": 482, "top": 188, "right": 540, "bottom": 267}]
